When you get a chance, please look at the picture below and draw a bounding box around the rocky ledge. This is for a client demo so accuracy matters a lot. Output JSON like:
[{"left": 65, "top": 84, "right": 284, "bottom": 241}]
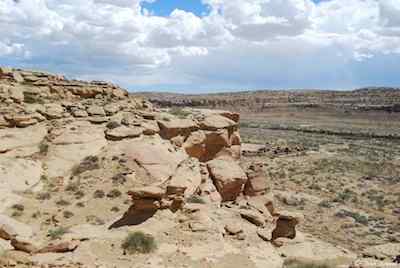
[{"left": 0, "top": 67, "right": 363, "bottom": 268}]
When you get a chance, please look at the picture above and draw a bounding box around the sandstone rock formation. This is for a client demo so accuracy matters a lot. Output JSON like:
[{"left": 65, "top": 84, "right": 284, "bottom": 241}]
[{"left": 0, "top": 67, "right": 359, "bottom": 268}]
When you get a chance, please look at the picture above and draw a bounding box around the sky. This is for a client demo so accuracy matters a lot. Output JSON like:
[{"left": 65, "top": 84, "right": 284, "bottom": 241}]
[{"left": 1, "top": 0, "right": 400, "bottom": 93}]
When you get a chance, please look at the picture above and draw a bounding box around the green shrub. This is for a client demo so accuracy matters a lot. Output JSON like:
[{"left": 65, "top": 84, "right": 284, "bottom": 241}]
[
  {"left": 122, "top": 232, "right": 157, "bottom": 254},
  {"left": 284, "top": 259, "right": 332, "bottom": 268},
  {"left": 93, "top": 189, "right": 105, "bottom": 199},
  {"left": 36, "top": 192, "right": 51, "bottom": 200},
  {"left": 169, "top": 107, "right": 191, "bottom": 118},
  {"left": 39, "top": 141, "right": 49, "bottom": 155},
  {"left": 186, "top": 195, "right": 206, "bottom": 204},
  {"left": 63, "top": 210, "right": 74, "bottom": 219},
  {"left": 47, "top": 227, "right": 68, "bottom": 240},
  {"left": 107, "top": 189, "right": 122, "bottom": 199},
  {"left": 55, "top": 199, "right": 71, "bottom": 206},
  {"left": 72, "top": 155, "right": 100, "bottom": 176}
]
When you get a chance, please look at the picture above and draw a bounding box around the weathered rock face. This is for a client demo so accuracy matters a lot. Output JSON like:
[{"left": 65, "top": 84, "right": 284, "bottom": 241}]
[
  {"left": 207, "top": 159, "right": 247, "bottom": 201},
  {"left": 0, "top": 67, "right": 309, "bottom": 267},
  {"left": 244, "top": 163, "right": 270, "bottom": 197}
]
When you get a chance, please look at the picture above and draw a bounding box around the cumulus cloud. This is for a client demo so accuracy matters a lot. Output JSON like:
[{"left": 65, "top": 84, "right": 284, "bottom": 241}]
[{"left": 0, "top": 0, "right": 400, "bottom": 90}]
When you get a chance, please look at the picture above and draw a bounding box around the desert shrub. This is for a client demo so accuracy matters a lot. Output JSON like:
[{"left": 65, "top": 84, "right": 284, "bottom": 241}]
[
  {"left": 39, "top": 141, "right": 49, "bottom": 155},
  {"left": 72, "top": 156, "right": 100, "bottom": 176},
  {"left": 36, "top": 192, "right": 51, "bottom": 200},
  {"left": 63, "top": 210, "right": 74, "bottom": 219},
  {"left": 86, "top": 215, "right": 105, "bottom": 225},
  {"left": 55, "top": 199, "right": 71, "bottom": 206},
  {"left": 106, "top": 121, "right": 120, "bottom": 129},
  {"left": 32, "top": 211, "right": 41, "bottom": 219},
  {"left": 112, "top": 173, "right": 127, "bottom": 185},
  {"left": 121, "top": 232, "right": 157, "bottom": 254},
  {"left": 65, "top": 182, "right": 79, "bottom": 192},
  {"left": 93, "top": 189, "right": 105, "bottom": 199},
  {"left": 284, "top": 259, "right": 332, "bottom": 268},
  {"left": 186, "top": 195, "right": 206, "bottom": 204},
  {"left": 47, "top": 227, "right": 68, "bottom": 240},
  {"left": 111, "top": 206, "right": 120, "bottom": 212},
  {"left": 335, "top": 209, "right": 369, "bottom": 225},
  {"left": 11, "top": 211, "right": 22, "bottom": 217},
  {"left": 74, "top": 190, "right": 85, "bottom": 199},
  {"left": 318, "top": 200, "right": 333, "bottom": 208},
  {"left": 333, "top": 189, "right": 356, "bottom": 204},
  {"left": 107, "top": 189, "right": 122, "bottom": 199},
  {"left": 76, "top": 202, "right": 85, "bottom": 208},
  {"left": 24, "top": 92, "right": 44, "bottom": 104},
  {"left": 12, "top": 204, "right": 25, "bottom": 212},
  {"left": 169, "top": 107, "right": 191, "bottom": 119}
]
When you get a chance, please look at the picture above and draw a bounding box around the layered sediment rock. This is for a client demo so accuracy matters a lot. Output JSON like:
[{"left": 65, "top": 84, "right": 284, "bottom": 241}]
[{"left": 0, "top": 67, "right": 305, "bottom": 266}]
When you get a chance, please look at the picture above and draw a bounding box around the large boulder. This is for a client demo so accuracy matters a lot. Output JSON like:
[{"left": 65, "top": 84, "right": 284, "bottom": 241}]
[
  {"left": 271, "top": 211, "right": 303, "bottom": 241},
  {"left": 199, "top": 114, "right": 237, "bottom": 131},
  {"left": 122, "top": 138, "right": 187, "bottom": 182},
  {"left": 158, "top": 118, "right": 197, "bottom": 139},
  {"left": 87, "top": 105, "right": 106, "bottom": 116},
  {"left": 244, "top": 163, "right": 270, "bottom": 196},
  {"left": 167, "top": 158, "right": 202, "bottom": 198},
  {"left": 207, "top": 159, "right": 247, "bottom": 201},
  {"left": 202, "top": 129, "right": 230, "bottom": 161},
  {"left": 183, "top": 130, "right": 206, "bottom": 160},
  {"left": 42, "top": 104, "right": 64, "bottom": 119}
]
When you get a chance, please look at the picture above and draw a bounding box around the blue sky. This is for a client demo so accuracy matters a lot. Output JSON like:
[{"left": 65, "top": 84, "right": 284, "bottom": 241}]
[
  {"left": 1, "top": 0, "right": 400, "bottom": 93},
  {"left": 142, "top": 0, "right": 209, "bottom": 17},
  {"left": 143, "top": 0, "right": 328, "bottom": 17}
]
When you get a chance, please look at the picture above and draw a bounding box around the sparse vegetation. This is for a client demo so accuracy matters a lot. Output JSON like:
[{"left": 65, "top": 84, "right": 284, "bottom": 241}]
[
  {"left": 111, "top": 206, "right": 120, "bottom": 212},
  {"left": 283, "top": 259, "right": 332, "bottom": 268},
  {"left": 186, "top": 195, "right": 206, "bottom": 204},
  {"left": 55, "top": 199, "right": 71, "bottom": 206},
  {"left": 121, "top": 232, "right": 157, "bottom": 254},
  {"left": 169, "top": 107, "right": 191, "bottom": 119},
  {"left": 36, "top": 191, "right": 51, "bottom": 200},
  {"left": 48, "top": 227, "right": 69, "bottom": 240},
  {"left": 107, "top": 189, "right": 122, "bottom": 199},
  {"left": 11, "top": 203, "right": 25, "bottom": 211},
  {"left": 86, "top": 215, "right": 105, "bottom": 225},
  {"left": 93, "top": 189, "right": 105, "bottom": 199},
  {"left": 63, "top": 210, "right": 74, "bottom": 219},
  {"left": 112, "top": 173, "right": 127, "bottom": 185},
  {"left": 39, "top": 140, "right": 49, "bottom": 155},
  {"left": 106, "top": 121, "right": 120, "bottom": 129},
  {"left": 72, "top": 155, "right": 100, "bottom": 176}
]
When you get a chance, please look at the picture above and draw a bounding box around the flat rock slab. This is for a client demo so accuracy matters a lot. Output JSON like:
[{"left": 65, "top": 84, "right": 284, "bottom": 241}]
[
  {"left": 122, "top": 138, "right": 187, "bottom": 182},
  {"left": 45, "top": 121, "right": 107, "bottom": 178},
  {"left": 0, "top": 124, "right": 47, "bottom": 155},
  {"left": 200, "top": 115, "right": 237, "bottom": 130},
  {"left": 105, "top": 126, "right": 143, "bottom": 141},
  {"left": 277, "top": 234, "right": 356, "bottom": 264},
  {"left": 0, "top": 157, "right": 42, "bottom": 192},
  {"left": 0, "top": 214, "right": 33, "bottom": 240}
]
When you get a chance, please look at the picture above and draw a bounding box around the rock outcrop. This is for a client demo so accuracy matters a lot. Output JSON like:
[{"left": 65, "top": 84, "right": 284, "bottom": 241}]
[{"left": 0, "top": 67, "right": 319, "bottom": 268}]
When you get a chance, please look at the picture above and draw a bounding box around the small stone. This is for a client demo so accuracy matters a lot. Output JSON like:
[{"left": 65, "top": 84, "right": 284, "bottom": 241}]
[
  {"left": 240, "top": 210, "right": 265, "bottom": 227},
  {"left": 189, "top": 222, "right": 208, "bottom": 232},
  {"left": 87, "top": 105, "right": 106, "bottom": 116},
  {"left": 224, "top": 223, "right": 243, "bottom": 235}
]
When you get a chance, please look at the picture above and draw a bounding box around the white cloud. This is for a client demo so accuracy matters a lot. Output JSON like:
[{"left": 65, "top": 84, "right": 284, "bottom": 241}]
[{"left": 1, "top": 0, "right": 400, "bottom": 90}]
